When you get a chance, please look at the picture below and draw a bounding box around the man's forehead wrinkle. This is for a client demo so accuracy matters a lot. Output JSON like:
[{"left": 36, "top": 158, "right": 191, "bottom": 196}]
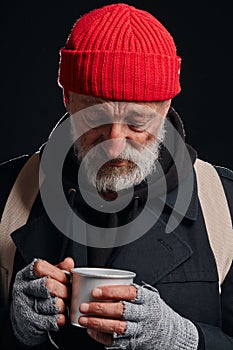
[
  {"left": 89, "top": 101, "right": 156, "bottom": 119},
  {"left": 73, "top": 93, "right": 164, "bottom": 116}
]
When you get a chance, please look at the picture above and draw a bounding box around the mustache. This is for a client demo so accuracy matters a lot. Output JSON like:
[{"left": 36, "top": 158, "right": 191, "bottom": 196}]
[
  {"left": 107, "top": 158, "right": 134, "bottom": 164},
  {"left": 76, "top": 140, "right": 143, "bottom": 163}
]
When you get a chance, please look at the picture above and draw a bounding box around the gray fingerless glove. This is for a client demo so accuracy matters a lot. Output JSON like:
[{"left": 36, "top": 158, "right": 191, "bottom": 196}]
[
  {"left": 108, "top": 283, "right": 199, "bottom": 350},
  {"left": 10, "top": 258, "right": 60, "bottom": 347}
]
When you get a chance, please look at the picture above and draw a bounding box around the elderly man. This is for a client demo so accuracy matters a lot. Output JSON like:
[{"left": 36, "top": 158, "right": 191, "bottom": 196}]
[{"left": 1, "top": 3, "right": 233, "bottom": 350}]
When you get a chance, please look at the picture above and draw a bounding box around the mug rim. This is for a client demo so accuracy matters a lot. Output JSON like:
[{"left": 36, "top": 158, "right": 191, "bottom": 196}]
[{"left": 71, "top": 267, "right": 136, "bottom": 278}]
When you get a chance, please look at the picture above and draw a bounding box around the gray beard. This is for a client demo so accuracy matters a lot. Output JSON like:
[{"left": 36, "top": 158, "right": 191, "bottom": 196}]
[{"left": 74, "top": 120, "right": 166, "bottom": 192}]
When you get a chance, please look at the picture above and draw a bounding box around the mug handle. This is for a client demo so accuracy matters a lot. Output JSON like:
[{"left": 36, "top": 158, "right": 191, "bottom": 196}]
[{"left": 62, "top": 269, "right": 72, "bottom": 282}]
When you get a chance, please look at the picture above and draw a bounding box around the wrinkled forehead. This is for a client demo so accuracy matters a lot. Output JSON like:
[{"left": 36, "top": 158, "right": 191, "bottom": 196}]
[{"left": 69, "top": 92, "right": 167, "bottom": 117}]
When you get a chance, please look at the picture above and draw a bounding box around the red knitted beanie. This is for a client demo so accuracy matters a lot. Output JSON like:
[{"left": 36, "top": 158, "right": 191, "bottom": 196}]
[{"left": 58, "top": 3, "right": 181, "bottom": 102}]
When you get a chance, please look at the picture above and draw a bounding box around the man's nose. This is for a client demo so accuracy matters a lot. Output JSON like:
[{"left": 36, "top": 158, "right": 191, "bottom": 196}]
[{"left": 101, "top": 123, "right": 127, "bottom": 159}]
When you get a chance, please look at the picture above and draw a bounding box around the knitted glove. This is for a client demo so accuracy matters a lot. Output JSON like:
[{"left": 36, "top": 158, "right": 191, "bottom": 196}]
[
  {"left": 107, "top": 283, "right": 199, "bottom": 350},
  {"left": 10, "top": 259, "right": 60, "bottom": 347}
]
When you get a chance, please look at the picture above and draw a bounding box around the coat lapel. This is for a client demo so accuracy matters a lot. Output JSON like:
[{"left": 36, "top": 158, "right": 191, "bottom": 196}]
[
  {"left": 108, "top": 217, "right": 193, "bottom": 285},
  {"left": 11, "top": 214, "right": 88, "bottom": 266}
]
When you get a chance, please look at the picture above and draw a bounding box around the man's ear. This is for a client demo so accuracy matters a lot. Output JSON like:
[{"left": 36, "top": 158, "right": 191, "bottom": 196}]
[
  {"left": 62, "top": 89, "right": 71, "bottom": 112},
  {"left": 166, "top": 99, "right": 172, "bottom": 109},
  {"left": 162, "top": 99, "right": 172, "bottom": 119}
]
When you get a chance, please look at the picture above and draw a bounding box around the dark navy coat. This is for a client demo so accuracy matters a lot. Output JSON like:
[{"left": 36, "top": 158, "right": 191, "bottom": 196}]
[{"left": 1, "top": 121, "right": 233, "bottom": 350}]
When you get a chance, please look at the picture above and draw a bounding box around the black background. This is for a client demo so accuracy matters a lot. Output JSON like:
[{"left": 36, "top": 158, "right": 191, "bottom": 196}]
[{"left": 0, "top": 0, "right": 232, "bottom": 169}]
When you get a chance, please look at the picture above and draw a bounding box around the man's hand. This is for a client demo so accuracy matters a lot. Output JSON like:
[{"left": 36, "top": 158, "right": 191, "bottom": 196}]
[
  {"left": 10, "top": 257, "right": 74, "bottom": 347},
  {"left": 78, "top": 283, "right": 199, "bottom": 350},
  {"left": 79, "top": 283, "right": 136, "bottom": 347}
]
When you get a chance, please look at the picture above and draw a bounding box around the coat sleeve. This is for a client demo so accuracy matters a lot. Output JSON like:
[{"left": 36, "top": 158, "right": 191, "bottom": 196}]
[
  {"left": 197, "top": 167, "right": 233, "bottom": 349},
  {"left": 196, "top": 262, "right": 233, "bottom": 349},
  {"left": 0, "top": 155, "right": 30, "bottom": 349}
]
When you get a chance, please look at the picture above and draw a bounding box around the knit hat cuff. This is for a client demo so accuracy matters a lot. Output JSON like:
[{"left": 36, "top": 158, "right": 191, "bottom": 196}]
[{"left": 58, "top": 49, "right": 181, "bottom": 102}]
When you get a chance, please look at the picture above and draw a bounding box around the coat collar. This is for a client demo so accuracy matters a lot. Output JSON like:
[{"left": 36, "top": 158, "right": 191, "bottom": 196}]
[{"left": 164, "top": 167, "right": 198, "bottom": 221}]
